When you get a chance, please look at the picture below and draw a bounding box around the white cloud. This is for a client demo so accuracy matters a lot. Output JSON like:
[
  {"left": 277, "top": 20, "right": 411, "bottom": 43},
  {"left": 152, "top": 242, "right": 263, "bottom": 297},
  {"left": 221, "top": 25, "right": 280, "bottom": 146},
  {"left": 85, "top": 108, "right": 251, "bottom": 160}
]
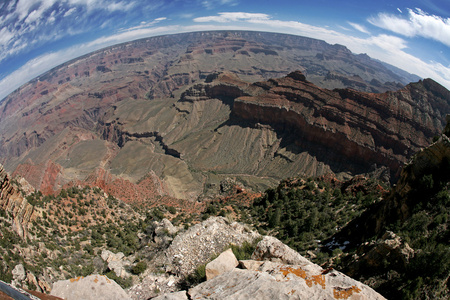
[
  {"left": 107, "top": 0, "right": 136, "bottom": 12},
  {"left": 348, "top": 22, "right": 370, "bottom": 34},
  {"left": 194, "top": 12, "right": 270, "bottom": 23},
  {"left": 0, "top": 27, "right": 14, "bottom": 46},
  {"left": 118, "top": 17, "right": 167, "bottom": 32},
  {"left": 397, "top": 8, "right": 403, "bottom": 13},
  {"left": 64, "top": 7, "right": 77, "bottom": 17},
  {"left": 0, "top": 0, "right": 148, "bottom": 66},
  {"left": 369, "top": 8, "right": 450, "bottom": 47},
  {"left": 87, "top": 24, "right": 181, "bottom": 48}
]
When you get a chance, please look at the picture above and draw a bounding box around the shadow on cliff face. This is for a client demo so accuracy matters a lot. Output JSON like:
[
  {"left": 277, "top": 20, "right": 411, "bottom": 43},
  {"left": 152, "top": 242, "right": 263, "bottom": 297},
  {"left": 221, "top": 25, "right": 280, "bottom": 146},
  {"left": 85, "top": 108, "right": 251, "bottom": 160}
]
[{"left": 217, "top": 114, "right": 386, "bottom": 180}]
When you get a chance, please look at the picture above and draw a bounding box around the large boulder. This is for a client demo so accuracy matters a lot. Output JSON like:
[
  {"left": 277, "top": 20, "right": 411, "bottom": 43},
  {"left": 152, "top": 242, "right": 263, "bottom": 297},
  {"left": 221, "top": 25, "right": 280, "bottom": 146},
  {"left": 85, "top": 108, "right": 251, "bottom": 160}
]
[
  {"left": 189, "top": 261, "right": 386, "bottom": 299},
  {"left": 11, "top": 264, "right": 26, "bottom": 286},
  {"left": 151, "top": 291, "right": 189, "bottom": 300},
  {"left": 50, "top": 275, "right": 131, "bottom": 300},
  {"left": 205, "top": 248, "right": 238, "bottom": 280}
]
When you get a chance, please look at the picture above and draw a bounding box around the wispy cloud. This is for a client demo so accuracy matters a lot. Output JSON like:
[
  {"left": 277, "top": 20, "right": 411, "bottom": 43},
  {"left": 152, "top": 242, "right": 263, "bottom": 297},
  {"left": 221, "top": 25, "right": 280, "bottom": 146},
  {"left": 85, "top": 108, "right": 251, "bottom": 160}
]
[
  {"left": 0, "top": 0, "right": 147, "bottom": 66},
  {"left": 194, "top": 12, "right": 270, "bottom": 23},
  {"left": 347, "top": 22, "right": 370, "bottom": 34},
  {"left": 369, "top": 8, "right": 450, "bottom": 47},
  {"left": 118, "top": 17, "right": 167, "bottom": 33},
  {"left": 63, "top": 7, "right": 77, "bottom": 17},
  {"left": 106, "top": 0, "right": 136, "bottom": 12}
]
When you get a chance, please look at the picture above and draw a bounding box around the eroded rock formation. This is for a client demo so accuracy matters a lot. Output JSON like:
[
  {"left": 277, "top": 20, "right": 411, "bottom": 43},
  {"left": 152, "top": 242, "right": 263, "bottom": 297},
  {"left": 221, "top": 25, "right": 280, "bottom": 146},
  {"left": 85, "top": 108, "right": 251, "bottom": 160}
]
[
  {"left": 233, "top": 71, "right": 448, "bottom": 178},
  {"left": 0, "top": 164, "right": 36, "bottom": 238}
]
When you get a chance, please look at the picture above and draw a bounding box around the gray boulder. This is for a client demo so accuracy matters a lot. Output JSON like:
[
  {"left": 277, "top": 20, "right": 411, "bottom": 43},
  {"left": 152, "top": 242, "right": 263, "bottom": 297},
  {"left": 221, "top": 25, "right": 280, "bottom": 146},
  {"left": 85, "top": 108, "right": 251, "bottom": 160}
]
[
  {"left": 205, "top": 248, "right": 238, "bottom": 280},
  {"left": 50, "top": 275, "right": 131, "bottom": 300},
  {"left": 11, "top": 264, "right": 26, "bottom": 282},
  {"left": 151, "top": 291, "right": 189, "bottom": 300}
]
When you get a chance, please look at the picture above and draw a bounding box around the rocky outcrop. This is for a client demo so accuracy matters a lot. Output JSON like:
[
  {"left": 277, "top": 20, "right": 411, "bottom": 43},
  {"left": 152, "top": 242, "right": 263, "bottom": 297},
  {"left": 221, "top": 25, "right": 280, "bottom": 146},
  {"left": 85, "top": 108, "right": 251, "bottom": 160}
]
[
  {"left": 11, "top": 264, "right": 26, "bottom": 287},
  {"left": 163, "top": 216, "right": 260, "bottom": 277},
  {"left": 0, "top": 164, "right": 36, "bottom": 238},
  {"left": 50, "top": 275, "right": 131, "bottom": 300},
  {"left": 10, "top": 263, "right": 55, "bottom": 294},
  {"left": 158, "top": 236, "right": 385, "bottom": 300},
  {"left": 190, "top": 261, "right": 385, "bottom": 299},
  {"left": 127, "top": 217, "right": 260, "bottom": 299},
  {"left": 149, "top": 218, "right": 180, "bottom": 246},
  {"left": 251, "top": 235, "right": 313, "bottom": 265}
]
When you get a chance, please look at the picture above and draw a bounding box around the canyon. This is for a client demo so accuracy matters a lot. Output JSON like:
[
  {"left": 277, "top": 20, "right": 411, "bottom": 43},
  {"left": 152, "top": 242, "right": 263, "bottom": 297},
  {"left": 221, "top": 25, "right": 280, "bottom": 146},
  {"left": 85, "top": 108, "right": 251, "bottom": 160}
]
[
  {"left": 0, "top": 30, "right": 449, "bottom": 300},
  {"left": 0, "top": 31, "right": 431, "bottom": 202}
]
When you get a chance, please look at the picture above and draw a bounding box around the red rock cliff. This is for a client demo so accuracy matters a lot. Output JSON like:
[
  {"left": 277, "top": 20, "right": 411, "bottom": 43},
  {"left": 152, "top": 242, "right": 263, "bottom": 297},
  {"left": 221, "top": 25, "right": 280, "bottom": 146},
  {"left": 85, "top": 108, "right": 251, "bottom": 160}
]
[{"left": 232, "top": 71, "right": 448, "bottom": 177}]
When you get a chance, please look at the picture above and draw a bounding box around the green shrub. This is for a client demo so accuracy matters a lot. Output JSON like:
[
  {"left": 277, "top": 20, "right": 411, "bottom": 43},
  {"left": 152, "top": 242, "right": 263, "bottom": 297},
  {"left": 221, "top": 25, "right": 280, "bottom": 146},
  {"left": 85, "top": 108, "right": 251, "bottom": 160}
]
[
  {"left": 230, "top": 239, "right": 261, "bottom": 261},
  {"left": 131, "top": 261, "right": 147, "bottom": 275},
  {"left": 104, "top": 271, "right": 132, "bottom": 289},
  {"left": 184, "top": 264, "right": 206, "bottom": 287}
]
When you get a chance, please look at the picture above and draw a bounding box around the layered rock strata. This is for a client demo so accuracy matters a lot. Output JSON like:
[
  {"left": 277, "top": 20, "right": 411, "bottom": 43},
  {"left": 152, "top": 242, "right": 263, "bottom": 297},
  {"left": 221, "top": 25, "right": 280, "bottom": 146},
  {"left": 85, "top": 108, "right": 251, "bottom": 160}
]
[
  {"left": 0, "top": 164, "right": 36, "bottom": 238},
  {"left": 233, "top": 71, "right": 448, "bottom": 178}
]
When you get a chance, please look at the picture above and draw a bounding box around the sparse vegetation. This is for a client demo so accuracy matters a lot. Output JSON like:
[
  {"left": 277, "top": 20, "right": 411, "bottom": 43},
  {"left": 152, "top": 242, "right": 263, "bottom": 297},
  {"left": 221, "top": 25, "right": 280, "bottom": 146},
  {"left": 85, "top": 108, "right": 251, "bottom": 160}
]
[
  {"left": 0, "top": 154, "right": 448, "bottom": 299},
  {"left": 232, "top": 177, "right": 385, "bottom": 260}
]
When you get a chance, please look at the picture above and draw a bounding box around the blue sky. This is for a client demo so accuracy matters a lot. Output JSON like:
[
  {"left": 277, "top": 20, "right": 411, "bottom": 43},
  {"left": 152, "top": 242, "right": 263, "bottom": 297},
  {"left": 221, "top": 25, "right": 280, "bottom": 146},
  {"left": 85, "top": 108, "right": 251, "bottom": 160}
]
[{"left": 0, "top": 0, "right": 449, "bottom": 100}]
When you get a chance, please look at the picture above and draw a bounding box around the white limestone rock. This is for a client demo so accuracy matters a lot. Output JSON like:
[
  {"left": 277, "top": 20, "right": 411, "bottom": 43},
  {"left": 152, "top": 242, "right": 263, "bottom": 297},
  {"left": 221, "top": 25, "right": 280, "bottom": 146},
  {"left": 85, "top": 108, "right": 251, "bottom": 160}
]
[
  {"left": 205, "top": 248, "right": 238, "bottom": 280},
  {"left": 50, "top": 275, "right": 131, "bottom": 300}
]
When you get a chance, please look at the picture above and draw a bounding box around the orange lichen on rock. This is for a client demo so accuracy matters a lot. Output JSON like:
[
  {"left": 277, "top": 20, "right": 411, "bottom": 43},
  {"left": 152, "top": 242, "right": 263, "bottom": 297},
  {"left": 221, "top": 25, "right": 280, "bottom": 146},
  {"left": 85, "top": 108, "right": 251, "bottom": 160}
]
[
  {"left": 279, "top": 266, "right": 326, "bottom": 289},
  {"left": 333, "top": 286, "right": 362, "bottom": 299},
  {"left": 69, "top": 276, "right": 83, "bottom": 282},
  {"left": 312, "top": 274, "right": 326, "bottom": 289}
]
